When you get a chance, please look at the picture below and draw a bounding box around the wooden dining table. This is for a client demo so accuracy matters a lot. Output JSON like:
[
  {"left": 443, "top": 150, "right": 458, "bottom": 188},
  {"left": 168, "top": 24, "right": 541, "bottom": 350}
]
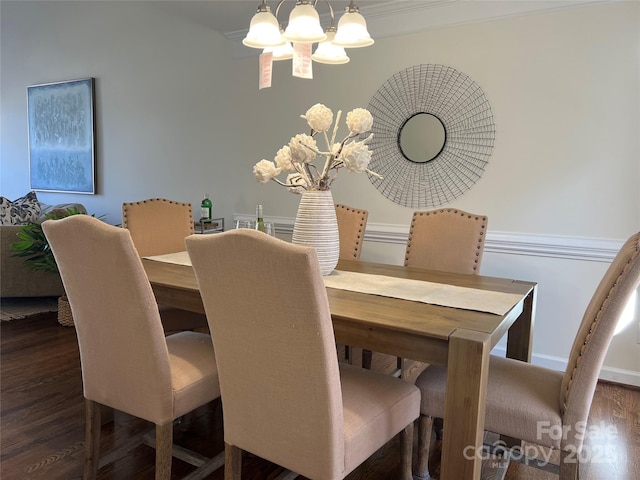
[{"left": 142, "top": 256, "right": 537, "bottom": 480}]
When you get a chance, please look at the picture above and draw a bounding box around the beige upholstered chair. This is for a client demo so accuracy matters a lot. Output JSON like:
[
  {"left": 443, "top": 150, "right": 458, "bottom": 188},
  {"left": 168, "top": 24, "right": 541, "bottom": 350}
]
[
  {"left": 405, "top": 208, "right": 488, "bottom": 273},
  {"left": 335, "top": 204, "right": 368, "bottom": 260},
  {"left": 122, "top": 198, "right": 208, "bottom": 333},
  {"left": 365, "top": 209, "right": 489, "bottom": 371},
  {"left": 42, "top": 215, "right": 222, "bottom": 480},
  {"left": 414, "top": 231, "right": 640, "bottom": 480},
  {"left": 122, "top": 198, "right": 195, "bottom": 257},
  {"left": 186, "top": 229, "right": 420, "bottom": 480},
  {"left": 335, "top": 204, "right": 368, "bottom": 365}
]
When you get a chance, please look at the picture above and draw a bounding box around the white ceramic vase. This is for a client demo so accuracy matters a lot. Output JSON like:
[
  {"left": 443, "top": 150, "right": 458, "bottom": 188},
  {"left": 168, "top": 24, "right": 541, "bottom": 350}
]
[{"left": 292, "top": 190, "right": 339, "bottom": 276}]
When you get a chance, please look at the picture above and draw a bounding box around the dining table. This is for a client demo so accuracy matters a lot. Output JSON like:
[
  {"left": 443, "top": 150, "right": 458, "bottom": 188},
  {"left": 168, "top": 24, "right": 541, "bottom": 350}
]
[{"left": 142, "top": 255, "right": 537, "bottom": 480}]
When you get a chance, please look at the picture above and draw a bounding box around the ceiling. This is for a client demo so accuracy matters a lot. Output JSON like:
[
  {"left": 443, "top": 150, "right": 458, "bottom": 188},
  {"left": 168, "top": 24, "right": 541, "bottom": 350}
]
[
  {"left": 148, "top": 0, "right": 604, "bottom": 57},
  {"left": 150, "top": 1, "right": 393, "bottom": 36}
]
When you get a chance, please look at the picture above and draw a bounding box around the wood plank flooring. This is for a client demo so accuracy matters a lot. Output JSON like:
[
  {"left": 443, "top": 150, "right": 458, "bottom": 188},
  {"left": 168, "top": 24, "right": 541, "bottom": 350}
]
[{"left": 1, "top": 313, "right": 638, "bottom": 479}]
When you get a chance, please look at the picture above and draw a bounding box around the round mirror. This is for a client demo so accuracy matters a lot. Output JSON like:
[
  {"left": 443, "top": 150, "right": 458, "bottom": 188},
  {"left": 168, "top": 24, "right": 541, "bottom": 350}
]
[
  {"left": 399, "top": 113, "right": 446, "bottom": 163},
  {"left": 367, "top": 64, "right": 495, "bottom": 208}
]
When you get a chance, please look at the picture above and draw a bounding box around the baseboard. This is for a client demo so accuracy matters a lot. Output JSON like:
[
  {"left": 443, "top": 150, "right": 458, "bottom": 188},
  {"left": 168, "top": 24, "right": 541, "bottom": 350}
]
[{"left": 491, "top": 346, "right": 640, "bottom": 388}]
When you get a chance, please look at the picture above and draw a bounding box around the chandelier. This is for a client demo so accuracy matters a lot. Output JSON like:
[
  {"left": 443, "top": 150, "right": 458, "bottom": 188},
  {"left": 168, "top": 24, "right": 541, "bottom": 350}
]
[{"left": 243, "top": 0, "right": 374, "bottom": 89}]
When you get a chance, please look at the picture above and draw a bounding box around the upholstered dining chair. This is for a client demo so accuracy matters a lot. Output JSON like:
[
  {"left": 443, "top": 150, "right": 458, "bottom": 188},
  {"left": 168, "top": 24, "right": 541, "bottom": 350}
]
[
  {"left": 335, "top": 204, "right": 368, "bottom": 261},
  {"left": 42, "top": 215, "right": 222, "bottom": 480},
  {"left": 414, "top": 231, "right": 640, "bottom": 480},
  {"left": 404, "top": 208, "right": 488, "bottom": 273},
  {"left": 186, "top": 229, "right": 420, "bottom": 480},
  {"left": 122, "top": 198, "right": 195, "bottom": 257},
  {"left": 122, "top": 198, "right": 208, "bottom": 333},
  {"left": 365, "top": 209, "right": 489, "bottom": 372},
  {"left": 335, "top": 204, "right": 369, "bottom": 365}
]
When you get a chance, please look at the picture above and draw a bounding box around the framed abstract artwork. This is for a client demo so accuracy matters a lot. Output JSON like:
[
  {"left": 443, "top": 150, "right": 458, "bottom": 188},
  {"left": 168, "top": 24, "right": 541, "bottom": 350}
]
[{"left": 28, "top": 78, "right": 96, "bottom": 194}]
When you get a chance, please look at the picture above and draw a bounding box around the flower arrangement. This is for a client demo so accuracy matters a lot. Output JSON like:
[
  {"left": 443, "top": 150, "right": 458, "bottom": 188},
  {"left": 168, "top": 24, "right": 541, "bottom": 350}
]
[{"left": 253, "top": 103, "right": 381, "bottom": 193}]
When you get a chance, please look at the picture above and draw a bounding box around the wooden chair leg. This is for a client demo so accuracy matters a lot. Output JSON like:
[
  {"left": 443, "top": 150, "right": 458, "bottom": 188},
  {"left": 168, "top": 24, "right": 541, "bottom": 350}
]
[
  {"left": 155, "top": 423, "right": 173, "bottom": 480},
  {"left": 362, "top": 349, "right": 373, "bottom": 369},
  {"left": 225, "top": 443, "right": 242, "bottom": 480},
  {"left": 400, "top": 422, "right": 414, "bottom": 480},
  {"left": 560, "top": 450, "right": 580, "bottom": 480},
  {"left": 434, "top": 417, "right": 444, "bottom": 440},
  {"left": 415, "top": 414, "right": 434, "bottom": 480},
  {"left": 83, "top": 399, "right": 101, "bottom": 480}
]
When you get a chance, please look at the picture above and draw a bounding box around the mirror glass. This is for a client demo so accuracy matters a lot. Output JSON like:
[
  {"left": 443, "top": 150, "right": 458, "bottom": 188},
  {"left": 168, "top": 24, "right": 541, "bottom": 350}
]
[{"left": 399, "top": 113, "right": 446, "bottom": 163}]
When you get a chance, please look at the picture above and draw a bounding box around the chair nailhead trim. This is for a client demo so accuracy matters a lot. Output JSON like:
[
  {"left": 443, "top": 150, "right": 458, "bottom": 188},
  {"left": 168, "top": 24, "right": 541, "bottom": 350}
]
[{"left": 561, "top": 243, "right": 640, "bottom": 413}]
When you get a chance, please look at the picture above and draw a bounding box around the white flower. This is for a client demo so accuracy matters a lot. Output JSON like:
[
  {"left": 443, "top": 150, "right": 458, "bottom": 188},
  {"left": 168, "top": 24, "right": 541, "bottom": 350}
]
[
  {"left": 253, "top": 159, "right": 281, "bottom": 183},
  {"left": 253, "top": 103, "right": 381, "bottom": 193},
  {"left": 341, "top": 141, "right": 372, "bottom": 173},
  {"left": 303, "top": 103, "right": 333, "bottom": 132},
  {"left": 346, "top": 108, "right": 373, "bottom": 134},
  {"left": 289, "top": 133, "right": 317, "bottom": 164},
  {"left": 285, "top": 173, "right": 307, "bottom": 194},
  {"left": 274, "top": 145, "right": 295, "bottom": 172}
]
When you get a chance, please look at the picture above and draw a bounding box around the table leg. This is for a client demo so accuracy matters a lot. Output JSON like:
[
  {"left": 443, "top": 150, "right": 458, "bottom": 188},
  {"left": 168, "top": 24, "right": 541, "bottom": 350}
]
[
  {"left": 440, "top": 330, "right": 491, "bottom": 480},
  {"left": 503, "top": 284, "right": 537, "bottom": 449},
  {"left": 506, "top": 283, "right": 536, "bottom": 362}
]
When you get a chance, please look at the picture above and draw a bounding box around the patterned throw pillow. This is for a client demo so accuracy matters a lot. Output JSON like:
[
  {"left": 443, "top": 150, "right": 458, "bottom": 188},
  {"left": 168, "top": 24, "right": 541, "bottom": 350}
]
[{"left": 0, "top": 191, "right": 42, "bottom": 225}]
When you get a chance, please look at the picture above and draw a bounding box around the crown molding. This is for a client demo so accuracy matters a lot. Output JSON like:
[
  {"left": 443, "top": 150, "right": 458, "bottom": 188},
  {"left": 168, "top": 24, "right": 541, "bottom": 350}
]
[{"left": 225, "top": 0, "right": 608, "bottom": 59}]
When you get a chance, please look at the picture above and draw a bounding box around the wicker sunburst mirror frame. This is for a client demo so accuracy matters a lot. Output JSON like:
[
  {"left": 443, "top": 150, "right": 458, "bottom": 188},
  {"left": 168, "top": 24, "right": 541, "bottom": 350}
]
[{"left": 367, "top": 64, "right": 495, "bottom": 208}]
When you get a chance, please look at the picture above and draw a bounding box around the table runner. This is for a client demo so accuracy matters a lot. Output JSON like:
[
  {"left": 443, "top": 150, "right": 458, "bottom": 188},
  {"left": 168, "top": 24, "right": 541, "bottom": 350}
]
[
  {"left": 323, "top": 270, "right": 521, "bottom": 315},
  {"left": 144, "top": 252, "right": 522, "bottom": 315}
]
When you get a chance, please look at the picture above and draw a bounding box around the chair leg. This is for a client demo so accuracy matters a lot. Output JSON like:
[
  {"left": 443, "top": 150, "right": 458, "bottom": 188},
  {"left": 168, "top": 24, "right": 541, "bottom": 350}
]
[
  {"left": 362, "top": 349, "right": 373, "bottom": 369},
  {"left": 415, "top": 414, "right": 434, "bottom": 480},
  {"left": 559, "top": 450, "right": 580, "bottom": 480},
  {"left": 400, "top": 421, "right": 414, "bottom": 480},
  {"left": 155, "top": 423, "right": 173, "bottom": 480},
  {"left": 225, "top": 443, "right": 242, "bottom": 480},
  {"left": 434, "top": 417, "right": 444, "bottom": 440},
  {"left": 83, "top": 399, "right": 101, "bottom": 480}
]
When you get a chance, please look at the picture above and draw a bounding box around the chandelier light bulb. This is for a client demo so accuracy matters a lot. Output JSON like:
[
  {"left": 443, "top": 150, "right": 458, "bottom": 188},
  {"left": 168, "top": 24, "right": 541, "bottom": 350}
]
[
  {"left": 333, "top": 8, "right": 374, "bottom": 48},
  {"left": 264, "top": 31, "right": 294, "bottom": 61},
  {"left": 282, "top": 2, "right": 327, "bottom": 44},
  {"left": 312, "top": 30, "right": 350, "bottom": 64},
  {"left": 243, "top": 6, "right": 285, "bottom": 48}
]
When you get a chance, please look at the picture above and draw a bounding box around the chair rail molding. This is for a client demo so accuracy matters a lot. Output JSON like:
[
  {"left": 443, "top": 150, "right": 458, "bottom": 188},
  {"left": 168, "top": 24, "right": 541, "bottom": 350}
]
[{"left": 235, "top": 214, "right": 625, "bottom": 263}]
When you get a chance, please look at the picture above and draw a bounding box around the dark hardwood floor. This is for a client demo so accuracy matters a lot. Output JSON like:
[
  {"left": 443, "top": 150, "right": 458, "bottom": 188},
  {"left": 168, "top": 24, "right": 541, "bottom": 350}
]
[{"left": 1, "top": 312, "right": 639, "bottom": 479}]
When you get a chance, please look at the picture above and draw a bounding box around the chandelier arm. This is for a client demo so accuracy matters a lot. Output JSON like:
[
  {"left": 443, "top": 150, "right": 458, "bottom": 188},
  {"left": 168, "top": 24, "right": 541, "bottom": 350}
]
[
  {"left": 318, "top": 0, "right": 336, "bottom": 29},
  {"left": 274, "top": 0, "right": 287, "bottom": 22}
]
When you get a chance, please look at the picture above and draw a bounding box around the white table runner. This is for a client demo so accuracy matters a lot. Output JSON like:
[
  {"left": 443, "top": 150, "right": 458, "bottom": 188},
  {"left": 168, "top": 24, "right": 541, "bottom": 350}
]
[
  {"left": 145, "top": 251, "right": 192, "bottom": 266},
  {"left": 145, "top": 252, "right": 522, "bottom": 315},
  {"left": 323, "top": 270, "right": 522, "bottom": 315}
]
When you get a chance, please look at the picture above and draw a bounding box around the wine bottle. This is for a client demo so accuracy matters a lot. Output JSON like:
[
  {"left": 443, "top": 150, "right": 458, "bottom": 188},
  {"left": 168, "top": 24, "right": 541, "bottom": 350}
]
[
  {"left": 255, "top": 204, "right": 266, "bottom": 232},
  {"left": 201, "top": 194, "right": 212, "bottom": 221}
]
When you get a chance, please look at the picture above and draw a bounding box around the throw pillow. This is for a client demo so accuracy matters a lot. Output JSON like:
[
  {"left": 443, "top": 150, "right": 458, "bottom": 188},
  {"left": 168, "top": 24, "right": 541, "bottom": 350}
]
[{"left": 0, "top": 191, "right": 42, "bottom": 225}]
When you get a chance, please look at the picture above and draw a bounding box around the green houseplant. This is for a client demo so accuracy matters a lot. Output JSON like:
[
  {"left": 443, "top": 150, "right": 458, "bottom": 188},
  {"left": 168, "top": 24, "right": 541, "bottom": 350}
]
[{"left": 11, "top": 207, "right": 92, "bottom": 326}]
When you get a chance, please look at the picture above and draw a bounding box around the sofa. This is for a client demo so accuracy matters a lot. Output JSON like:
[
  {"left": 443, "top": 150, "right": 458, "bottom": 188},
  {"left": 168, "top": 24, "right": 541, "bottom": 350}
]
[{"left": 1, "top": 192, "right": 87, "bottom": 298}]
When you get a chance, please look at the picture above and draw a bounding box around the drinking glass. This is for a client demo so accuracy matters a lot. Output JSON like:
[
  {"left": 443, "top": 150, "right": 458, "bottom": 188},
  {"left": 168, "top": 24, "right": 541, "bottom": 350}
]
[
  {"left": 263, "top": 222, "right": 276, "bottom": 237},
  {"left": 235, "top": 220, "right": 255, "bottom": 229}
]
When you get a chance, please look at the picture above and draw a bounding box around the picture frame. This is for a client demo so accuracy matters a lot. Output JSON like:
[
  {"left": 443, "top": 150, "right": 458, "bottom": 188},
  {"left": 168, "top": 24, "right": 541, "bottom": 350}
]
[{"left": 27, "top": 78, "right": 96, "bottom": 194}]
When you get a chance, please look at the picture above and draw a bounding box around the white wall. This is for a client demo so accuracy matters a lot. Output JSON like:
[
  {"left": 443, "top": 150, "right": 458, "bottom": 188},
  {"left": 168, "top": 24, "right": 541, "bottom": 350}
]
[
  {"left": 1, "top": 0, "right": 239, "bottom": 224},
  {"left": 2, "top": 1, "right": 639, "bottom": 384}
]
